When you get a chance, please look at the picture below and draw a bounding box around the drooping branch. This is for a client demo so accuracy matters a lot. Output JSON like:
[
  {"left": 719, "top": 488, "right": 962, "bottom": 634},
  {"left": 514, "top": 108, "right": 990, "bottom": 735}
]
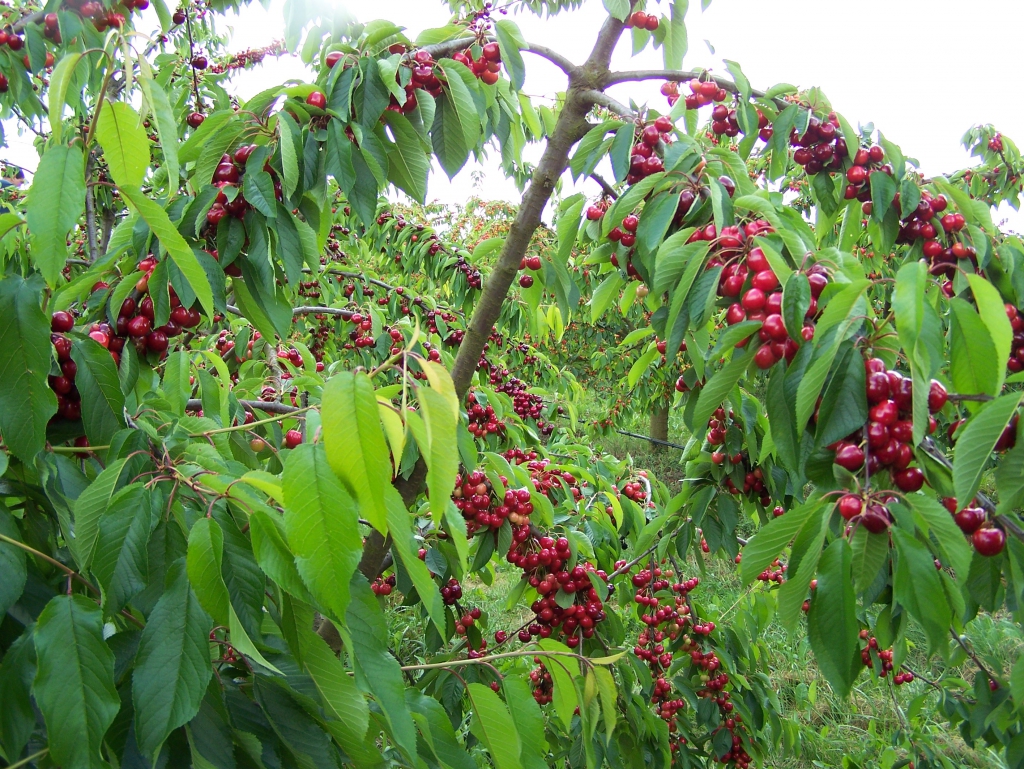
[{"left": 579, "top": 88, "right": 633, "bottom": 119}]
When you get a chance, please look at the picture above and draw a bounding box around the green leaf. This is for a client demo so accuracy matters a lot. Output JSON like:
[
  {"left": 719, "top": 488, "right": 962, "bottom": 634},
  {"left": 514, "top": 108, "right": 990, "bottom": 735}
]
[
  {"left": 807, "top": 539, "right": 860, "bottom": 698},
  {"left": 776, "top": 510, "right": 828, "bottom": 632},
  {"left": 0, "top": 630, "right": 36, "bottom": 760},
  {"left": 322, "top": 371, "right": 392, "bottom": 533},
  {"left": 242, "top": 170, "right": 277, "bottom": 218},
  {"left": 814, "top": 343, "right": 868, "bottom": 450},
  {"left": 383, "top": 112, "right": 429, "bottom": 203},
  {"left": 627, "top": 345, "right": 661, "bottom": 388},
  {"left": 893, "top": 261, "right": 926, "bottom": 351},
  {"left": 72, "top": 338, "right": 125, "bottom": 447},
  {"left": 283, "top": 443, "right": 363, "bottom": 622},
  {"left": 249, "top": 509, "right": 314, "bottom": 602},
  {"left": 437, "top": 60, "right": 482, "bottom": 148},
  {"left": 690, "top": 346, "right": 756, "bottom": 432},
  {"left": 603, "top": 0, "right": 630, "bottom": 20},
  {"left": 663, "top": 0, "right": 688, "bottom": 70},
  {"left": 95, "top": 101, "right": 150, "bottom": 188},
  {"left": 187, "top": 516, "right": 230, "bottom": 624},
  {"left": 869, "top": 171, "right": 896, "bottom": 222},
  {"left": 385, "top": 487, "right": 446, "bottom": 632},
  {"left": 468, "top": 683, "right": 523, "bottom": 769},
  {"left": 794, "top": 280, "right": 870, "bottom": 432},
  {"left": 47, "top": 52, "right": 83, "bottom": 144},
  {"left": 0, "top": 275, "right": 57, "bottom": 461},
  {"left": 903, "top": 494, "right": 972, "bottom": 579},
  {"left": 949, "top": 298, "right": 1000, "bottom": 400},
  {"left": 892, "top": 528, "right": 952, "bottom": 654},
  {"left": 430, "top": 91, "right": 470, "bottom": 179},
  {"left": 187, "top": 517, "right": 280, "bottom": 674},
  {"left": 503, "top": 677, "right": 549, "bottom": 769},
  {"left": 968, "top": 274, "right": 1013, "bottom": 394},
  {"left": 278, "top": 111, "right": 301, "bottom": 200},
  {"left": 120, "top": 187, "right": 213, "bottom": 317},
  {"left": 179, "top": 111, "right": 235, "bottom": 162},
  {"left": 638, "top": 191, "right": 678, "bottom": 253},
  {"left": 494, "top": 20, "right": 526, "bottom": 91},
  {"left": 953, "top": 392, "right": 1024, "bottom": 507},
  {"left": 0, "top": 507, "right": 27, "bottom": 617},
  {"left": 590, "top": 272, "right": 624, "bottom": 323},
  {"left": 33, "top": 595, "right": 120, "bottom": 769},
  {"left": 740, "top": 498, "right": 823, "bottom": 584},
  {"left": 26, "top": 145, "right": 86, "bottom": 286},
  {"left": 73, "top": 457, "right": 130, "bottom": 570},
  {"left": 782, "top": 272, "right": 810, "bottom": 341},
  {"left": 537, "top": 639, "right": 578, "bottom": 728},
  {"left": 133, "top": 559, "right": 213, "bottom": 762},
  {"left": 91, "top": 483, "right": 156, "bottom": 614},
  {"left": 346, "top": 574, "right": 419, "bottom": 762},
  {"left": 291, "top": 599, "right": 370, "bottom": 741},
  {"left": 850, "top": 525, "right": 889, "bottom": 594},
  {"left": 417, "top": 366, "right": 461, "bottom": 527}
]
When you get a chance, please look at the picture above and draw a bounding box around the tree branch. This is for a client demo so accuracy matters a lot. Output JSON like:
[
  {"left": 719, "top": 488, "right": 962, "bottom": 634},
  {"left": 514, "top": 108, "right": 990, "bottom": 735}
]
[
  {"left": 524, "top": 43, "right": 575, "bottom": 76},
  {"left": 579, "top": 89, "right": 633, "bottom": 119},
  {"left": 84, "top": 152, "right": 99, "bottom": 263},
  {"left": 590, "top": 172, "right": 619, "bottom": 200}
]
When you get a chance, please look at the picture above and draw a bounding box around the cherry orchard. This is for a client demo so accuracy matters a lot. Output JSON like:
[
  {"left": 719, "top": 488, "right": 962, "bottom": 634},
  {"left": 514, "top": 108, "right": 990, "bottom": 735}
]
[{"left": 0, "top": 0, "right": 1023, "bottom": 769}]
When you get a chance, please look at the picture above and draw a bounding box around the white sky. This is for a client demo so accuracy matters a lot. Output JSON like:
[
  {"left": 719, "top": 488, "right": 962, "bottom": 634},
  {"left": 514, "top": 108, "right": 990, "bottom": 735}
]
[{"left": 6, "top": 0, "right": 1022, "bottom": 229}]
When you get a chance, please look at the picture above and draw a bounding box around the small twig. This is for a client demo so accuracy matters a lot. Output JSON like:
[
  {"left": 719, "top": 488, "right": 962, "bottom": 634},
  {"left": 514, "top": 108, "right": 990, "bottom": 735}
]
[
  {"left": 950, "top": 628, "right": 999, "bottom": 683},
  {"left": 590, "top": 172, "right": 619, "bottom": 200},
  {"left": 4, "top": 748, "right": 49, "bottom": 769},
  {"left": 183, "top": 6, "right": 203, "bottom": 109}
]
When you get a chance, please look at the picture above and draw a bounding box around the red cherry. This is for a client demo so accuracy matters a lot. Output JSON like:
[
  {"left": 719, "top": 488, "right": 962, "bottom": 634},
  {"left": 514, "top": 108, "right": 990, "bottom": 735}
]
[
  {"left": 754, "top": 344, "right": 777, "bottom": 370},
  {"left": 741, "top": 288, "right": 766, "bottom": 312},
  {"left": 751, "top": 270, "right": 779, "bottom": 292},
  {"left": 127, "top": 315, "right": 152, "bottom": 337},
  {"left": 762, "top": 314, "right": 788, "bottom": 342},
  {"left": 868, "top": 400, "right": 898, "bottom": 427},
  {"left": 847, "top": 166, "right": 867, "bottom": 184},
  {"left": 641, "top": 125, "right": 661, "bottom": 147},
  {"left": 306, "top": 91, "right": 327, "bottom": 109},
  {"left": 865, "top": 371, "right": 891, "bottom": 403},
  {"left": 726, "top": 304, "right": 746, "bottom": 325},
  {"left": 954, "top": 507, "right": 985, "bottom": 535},
  {"left": 892, "top": 467, "right": 924, "bottom": 493},
  {"left": 927, "top": 380, "right": 948, "bottom": 413},
  {"left": 145, "top": 330, "right": 168, "bottom": 352},
  {"left": 325, "top": 51, "right": 343, "bottom": 68},
  {"left": 622, "top": 214, "right": 639, "bottom": 233},
  {"left": 51, "top": 311, "right": 74, "bottom": 332},
  {"left": 834, "top": 442, "right": 865, "bottom": 471},
  {"left": 837, "top": 494, "right": 863, "bottom": 521},
  {"left": 285, "top": 429, "right": 303, "bottom": 448},
  {"left": 519, "top": 274, "right": 534, "bottom": 288},
  {"left": 972, "top": 526, "right": 1006, "bottom": 557}
]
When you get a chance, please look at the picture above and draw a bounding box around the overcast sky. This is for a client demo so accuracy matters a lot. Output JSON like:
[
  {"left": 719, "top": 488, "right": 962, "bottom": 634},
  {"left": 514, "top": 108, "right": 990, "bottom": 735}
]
[{"left": 6, "top": 0, "right": 1022, "bottom": 228}]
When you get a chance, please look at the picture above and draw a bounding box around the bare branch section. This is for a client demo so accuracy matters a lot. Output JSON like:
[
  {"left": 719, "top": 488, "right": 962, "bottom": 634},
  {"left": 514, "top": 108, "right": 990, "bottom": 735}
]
[{"left": 603, "top": 68, "right": 775, "bottom": 103}]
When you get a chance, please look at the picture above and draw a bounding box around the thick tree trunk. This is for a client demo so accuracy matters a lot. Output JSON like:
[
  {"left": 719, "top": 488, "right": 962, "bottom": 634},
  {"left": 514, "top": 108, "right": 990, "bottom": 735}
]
[{"left": 649, "top": 406, "right": 669, "bottom": 449}]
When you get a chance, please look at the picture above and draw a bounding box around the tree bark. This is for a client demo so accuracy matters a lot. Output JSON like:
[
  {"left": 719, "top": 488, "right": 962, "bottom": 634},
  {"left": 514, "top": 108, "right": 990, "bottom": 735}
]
[{"left": 649, "top": 406, "right": 669, "bottom": 450}]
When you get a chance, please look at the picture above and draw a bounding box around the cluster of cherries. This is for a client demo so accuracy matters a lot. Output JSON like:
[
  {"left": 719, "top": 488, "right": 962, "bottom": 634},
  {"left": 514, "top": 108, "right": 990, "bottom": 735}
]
[
  {"left": 940, "top": 497, "right": 1007, "bottom": 557},
  {"left": 620, "top": 480, "right": 648, "bottom": 503},
  {"left": 426, "top": 309, "right": 463, "bottom": 346},
  {"left": 630, "top": 566, "right": 690, "bottom": 727},
  {"left": 450, "top": 41, "right": 503, "bottom": 86},
  {"left": 210, "top": 629, "right": 239, "bottom": 665},
  {"left": 0, "top": 29, "right": 25, "bottom": 91},
  {"left": 789, "top": 113, "right": 849, "bottom": 177},
  {"left": 706, "top": 221, "right": 831, "bottom": 369},
  {"left": 857, "top": 631, "right": 911, "bottom": 683},
  {"left": 344, "top": 311, "right": 376, "bottom": 349},
  {"left": 451, "top": 470, "right": 533, "bottom": 533},
  {"left": 511, "top": 535, "right": 609, "bottom": 648},
  {"left": 516, "top": 254, "right": 542, "bottom": 288},
  {"left": 206, "top": 145, "right": 282, "bottom": 226},
  {"left": 453, "top": 606, "right": 482, "bottom": 637},
  {"left": 491, "top": 372, "right": 550, "bottom": 432},
  {"left": 623, "top": 117, "right": 674, "bottom": 186},
  {"left": 710, "top": 104, "right": 769, "bottom": 140},
  {"left": 464, "top": 390, "right": 504, "bottom": 438},
  {"left": 664, "top": 77, "right": 729, "bottom": 112},
  {"left": 370, "top": 575, "right": 397, "bottom": 596},
  {"left": 1007, "top": 305, "right": 1024, "bottom": 373},
  {"left": 830, "top": 358, "right": 945, "bottom": 491},
  {"left": 754, "top": 557, "right": 786, "bottom": 584},
  {"left": 624, "top": 10, "right": 660, "bottom": 30},
  {"left": 503, "top": 448, "right": 581, "bottom": 501},
  {"left": 529, "top": 661, "right": 554, "bottom": 704},
  {"left": 439, "top": 577, "right": 463, "bottom": 606}
]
